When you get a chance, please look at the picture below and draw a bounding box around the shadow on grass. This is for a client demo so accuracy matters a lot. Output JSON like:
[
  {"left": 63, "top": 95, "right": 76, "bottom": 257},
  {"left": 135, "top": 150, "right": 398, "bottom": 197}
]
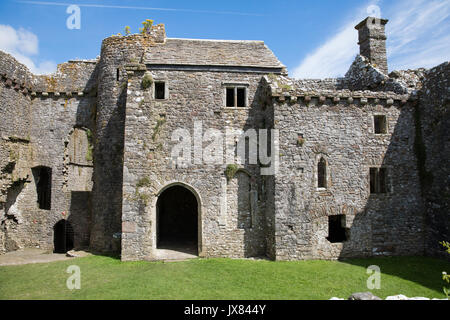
[{"left": 339, "top": 255, "right": 450, "bottom": 295}]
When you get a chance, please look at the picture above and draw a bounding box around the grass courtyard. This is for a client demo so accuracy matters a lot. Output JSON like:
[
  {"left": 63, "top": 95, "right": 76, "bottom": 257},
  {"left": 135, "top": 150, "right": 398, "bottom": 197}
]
[{"left": 0, "top": 255, "right": 448, "bottom": 300}]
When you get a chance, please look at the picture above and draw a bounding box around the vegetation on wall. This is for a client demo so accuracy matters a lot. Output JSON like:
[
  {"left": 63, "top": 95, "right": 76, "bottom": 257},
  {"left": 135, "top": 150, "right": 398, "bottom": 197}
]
[
  {"left": 85, "top": 129, "right": 94, "bottom": 162},
  {"left": 141, "top": 73, "right": 153, "bottom": 90},
  {"left": 140, "top": 19, "right": 154, "bottom": 35},
  {"left": 120, "top": 19, "right": 155, "bottom": 36},
  {"left": 225, "top": 164, "right": 240, "bottom": 181},
  {"left": 152, "top": 118, "right": 166, "bottom": 141},
  {"left": 136, "top": 176, "right": 151, "bottom": 188},
  {"left": 135, "top": 176, "right": 151, "bottom": 206}
]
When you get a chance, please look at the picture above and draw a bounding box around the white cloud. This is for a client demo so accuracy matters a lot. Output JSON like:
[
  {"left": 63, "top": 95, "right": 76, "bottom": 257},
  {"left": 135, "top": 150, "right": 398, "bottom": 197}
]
[
  {"left": 386, "top": 0, "right": 450, "bottom": 70},
  {"left": 291, "top": 21, "right": 359, "bottom": 79},
  {"left": 292, "top": 0, "right": 450, "bottom": 79},
  {"left": 0, "top": 25, "right": 56, "bottom": 75}
]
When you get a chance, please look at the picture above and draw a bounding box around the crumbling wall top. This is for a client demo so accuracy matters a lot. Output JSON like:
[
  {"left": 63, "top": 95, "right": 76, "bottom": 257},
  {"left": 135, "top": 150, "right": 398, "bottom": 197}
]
[{"left": 0, "top": 50, "right": 98, "bottom": 97}]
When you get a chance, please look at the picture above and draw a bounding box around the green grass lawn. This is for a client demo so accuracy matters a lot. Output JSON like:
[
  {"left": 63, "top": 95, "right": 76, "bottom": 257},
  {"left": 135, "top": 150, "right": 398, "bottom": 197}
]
[{"left": 0, "top": 255, "right": 448, "bottom": 300}]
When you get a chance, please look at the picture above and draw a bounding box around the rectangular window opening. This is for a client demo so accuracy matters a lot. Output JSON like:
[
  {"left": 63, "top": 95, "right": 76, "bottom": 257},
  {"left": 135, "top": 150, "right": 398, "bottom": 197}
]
[
  {"left": 327, "top": 215, "right": 348, "bottom": 243},
  {"left": 370, "top": 168, "right": 377, "bottom": 194},
  {"left": 155, "top": 82, "right": 166, "bottom": 100},
  {"left": 226, "top": 88, "right": 235, "bottom": 107},
  {"left": 374, "top": 115, "right": 387, "bottom": 134},
  {"left": 237, "top": 88, "right": 246, "bottom": 107},
  {"left": 379, "top": 168, "right": 387, "bottom": 193},
  {"left": 32, "top": 166, "right": 52, "bottom": 210},
  {"left": 370, "top": 167, "right": 388, "bottom": 194}
]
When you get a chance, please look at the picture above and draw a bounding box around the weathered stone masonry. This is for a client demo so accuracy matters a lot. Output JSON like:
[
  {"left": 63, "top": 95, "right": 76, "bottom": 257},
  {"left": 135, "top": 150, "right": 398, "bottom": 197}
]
[{"left": 0, "top": 17, "right": 448, "bottom": 261}]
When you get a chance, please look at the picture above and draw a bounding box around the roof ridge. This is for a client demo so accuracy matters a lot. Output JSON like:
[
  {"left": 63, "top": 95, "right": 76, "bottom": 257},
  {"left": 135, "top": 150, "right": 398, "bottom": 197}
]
[{"left": 166, "top": 38, "right": 265, "bottom": 43}]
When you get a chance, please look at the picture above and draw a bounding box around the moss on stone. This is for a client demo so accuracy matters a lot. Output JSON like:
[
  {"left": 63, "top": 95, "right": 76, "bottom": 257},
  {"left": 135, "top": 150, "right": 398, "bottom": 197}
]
[
  {"left": 85, "top": 129, "right": 94, "bottom": 162},
  {"left": 152, "top": 118, "right": 166, "bottom": 141},
  {"left": 136, "top": 176, "right": 151, "bottom": 188},
  {"left": 297, "top": 137, "right": 305, "bottom": 147},
  {"left": 141, "top": 73, "right": 153, "bottom": 90},
  {"left": 225, "top": 164, "right": 240, "bottom": 181}
]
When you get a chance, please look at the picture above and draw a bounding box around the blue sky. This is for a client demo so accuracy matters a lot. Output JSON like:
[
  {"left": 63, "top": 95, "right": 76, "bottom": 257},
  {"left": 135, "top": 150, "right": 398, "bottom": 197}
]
[{"left": 0, "top": 0, "right": 449, "bottom": 77}]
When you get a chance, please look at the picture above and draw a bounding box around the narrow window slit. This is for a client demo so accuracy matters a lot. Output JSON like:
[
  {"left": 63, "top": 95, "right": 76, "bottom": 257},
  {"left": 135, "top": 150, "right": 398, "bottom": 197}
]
[{"left": 318, "top": 157, "right": 327, "bottom": 189}]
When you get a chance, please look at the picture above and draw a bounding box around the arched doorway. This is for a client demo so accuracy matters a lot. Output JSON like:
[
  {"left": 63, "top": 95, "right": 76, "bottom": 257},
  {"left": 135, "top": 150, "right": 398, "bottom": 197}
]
[
  {"left": 156, "top": 185, "right": 198, "bottom": 255},
  {"left": 54, "top": 220, "right": 74, "bottom": 253}
]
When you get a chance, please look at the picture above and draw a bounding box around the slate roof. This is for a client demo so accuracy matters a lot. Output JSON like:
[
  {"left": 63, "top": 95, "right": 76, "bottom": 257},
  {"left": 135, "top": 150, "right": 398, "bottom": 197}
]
[{"left": 143, "top": 38, "right": 285, "bottom": 69}]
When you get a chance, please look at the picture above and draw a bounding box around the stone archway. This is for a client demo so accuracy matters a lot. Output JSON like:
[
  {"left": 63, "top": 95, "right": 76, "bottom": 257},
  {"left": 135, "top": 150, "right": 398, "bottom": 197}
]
[{"left": 156, "top": 185, "right": 199, "bottom": 255}]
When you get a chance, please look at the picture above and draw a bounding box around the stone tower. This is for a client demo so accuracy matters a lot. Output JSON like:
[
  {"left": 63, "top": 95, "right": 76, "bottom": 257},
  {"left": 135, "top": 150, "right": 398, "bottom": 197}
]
[{"left": 355, "top": 17, "right": 389, "bottom": 74}]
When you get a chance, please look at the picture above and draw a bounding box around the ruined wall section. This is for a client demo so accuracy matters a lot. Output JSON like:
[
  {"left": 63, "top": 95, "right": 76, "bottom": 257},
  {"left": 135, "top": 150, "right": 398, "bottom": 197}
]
[
  {"left": 418, "top": 62, "right": 450, "bottom": 258},
  {"left": 0, "top": 51, "right": 97, "bottom": 254},
  {"left": 269, "top": 80, "right": 423, "bottom": 260},
  {"left": 344, "top": 55, "right": 419, "bottom": 94},
  {"left": 0, "top": 52, "right": 34, "bottom": 253}
]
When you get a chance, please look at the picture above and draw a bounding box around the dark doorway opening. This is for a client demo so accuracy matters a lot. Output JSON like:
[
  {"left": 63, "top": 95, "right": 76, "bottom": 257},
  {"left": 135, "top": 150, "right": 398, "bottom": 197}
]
[
  {"left": 327, "top": 215, "right": 348, "bottom": 243},
  {"left": 54, "top": 220, "right": 74, "bottom": 253},
  {"left": 156, "top": 185, "right": 198, "bottom": 255},
  {"left": 32, "top": 166, "right": 52, "bottom": 210}
]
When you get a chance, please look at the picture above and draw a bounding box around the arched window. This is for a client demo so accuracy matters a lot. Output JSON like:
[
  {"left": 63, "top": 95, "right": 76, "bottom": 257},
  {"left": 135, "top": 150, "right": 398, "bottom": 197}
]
[{"left": 318, "top": 157, "right": 327, "bottom": 189}]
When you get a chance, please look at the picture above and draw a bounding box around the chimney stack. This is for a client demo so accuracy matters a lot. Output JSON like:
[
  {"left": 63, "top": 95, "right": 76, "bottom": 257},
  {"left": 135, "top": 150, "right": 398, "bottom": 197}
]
[{"left": 355, "top": 17, "right": 389, "bottom": 74}]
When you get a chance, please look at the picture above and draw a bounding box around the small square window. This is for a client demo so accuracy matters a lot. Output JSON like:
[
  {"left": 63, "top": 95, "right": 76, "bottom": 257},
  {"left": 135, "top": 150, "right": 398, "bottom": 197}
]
[
  {"left": 374, "top": 115, "right": 387, "bottom": 134},
  {"left": 155, "top": 82, "right": 166, "bottom": 100},
  {"left": 224, "top": 86, "right": 247, "bottom": 107}
]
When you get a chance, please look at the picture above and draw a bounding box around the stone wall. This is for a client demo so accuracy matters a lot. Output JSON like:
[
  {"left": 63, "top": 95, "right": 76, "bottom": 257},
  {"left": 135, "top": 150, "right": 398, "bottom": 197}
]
[
  {"left": 0, "top": 51, "right": 96, "bottom": 254},
  {"left": 120, "top": 67, "right": 274, "bottom": 261},
  {"left": 418, "top": 62, "right": 450, "bottom": 258},
  {"left": 271, "top": 89, "right": 424, "bottom": 260},
  {"left": 0, "top": 18, "right": 448, "bottom": 262}
]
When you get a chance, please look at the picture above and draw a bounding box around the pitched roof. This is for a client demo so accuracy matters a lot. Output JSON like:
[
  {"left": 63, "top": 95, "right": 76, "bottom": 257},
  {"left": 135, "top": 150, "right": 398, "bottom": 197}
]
[{"left": 143, "top": 38, "right": 285, "bottom": 69}]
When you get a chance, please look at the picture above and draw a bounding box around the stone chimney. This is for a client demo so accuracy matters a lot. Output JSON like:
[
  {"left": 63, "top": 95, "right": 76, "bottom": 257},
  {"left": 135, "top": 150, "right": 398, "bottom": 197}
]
[{"left": 355, "top": 17, "right": 389, "bottom": 74}]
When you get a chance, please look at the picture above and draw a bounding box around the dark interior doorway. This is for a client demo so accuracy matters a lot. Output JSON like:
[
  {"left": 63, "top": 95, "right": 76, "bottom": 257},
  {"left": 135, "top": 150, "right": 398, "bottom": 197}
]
[
  {"left": 327, "top": 215, "right": 348, "bottom": 243},
  {"left": 32, "top": 166, "right": 52, "bottom": 210},
  {"left": 54, "top": 220, "right": 74, "bottom": 253},
  {"left": 156, "top": 185, "right": 198, "bottom": 255}
]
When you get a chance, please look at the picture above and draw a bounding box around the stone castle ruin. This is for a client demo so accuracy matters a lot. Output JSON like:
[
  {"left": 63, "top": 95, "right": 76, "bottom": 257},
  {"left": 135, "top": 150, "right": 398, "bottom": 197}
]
[{"left": 0, "top": 17, "right": 448, "bottom": 261}]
